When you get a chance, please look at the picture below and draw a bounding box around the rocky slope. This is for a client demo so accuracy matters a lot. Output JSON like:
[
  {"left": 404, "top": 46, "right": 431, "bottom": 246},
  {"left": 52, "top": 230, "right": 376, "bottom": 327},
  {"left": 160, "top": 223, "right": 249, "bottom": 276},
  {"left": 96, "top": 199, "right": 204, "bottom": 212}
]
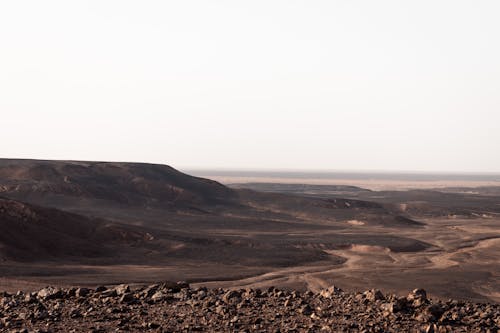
[
  {"left": 0, "top": 159, "right": 235, "bottom": 209},
  {"left": 0, "top": 197, "right": 156, "bottom": 262},
  {"left": 1, "top": 283, "right": 498, "bottom": 333}
]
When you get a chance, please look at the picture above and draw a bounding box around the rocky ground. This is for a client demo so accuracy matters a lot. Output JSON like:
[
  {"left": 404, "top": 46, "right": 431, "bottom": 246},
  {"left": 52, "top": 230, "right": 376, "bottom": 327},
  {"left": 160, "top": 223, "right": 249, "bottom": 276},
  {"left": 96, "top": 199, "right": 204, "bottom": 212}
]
[{"left": 0, "top": 283, "right": 499, "bottom": 333}]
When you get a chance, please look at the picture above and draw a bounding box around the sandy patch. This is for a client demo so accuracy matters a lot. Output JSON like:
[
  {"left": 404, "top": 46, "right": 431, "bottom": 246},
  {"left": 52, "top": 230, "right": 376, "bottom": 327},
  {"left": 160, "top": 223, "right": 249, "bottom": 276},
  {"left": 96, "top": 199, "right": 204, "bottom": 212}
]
[
  {"left": 349, "top": 244, "right": 391, "bottom": 253},
  {"left": 347, "top": 220, "right": 365, "bottom": 226}
]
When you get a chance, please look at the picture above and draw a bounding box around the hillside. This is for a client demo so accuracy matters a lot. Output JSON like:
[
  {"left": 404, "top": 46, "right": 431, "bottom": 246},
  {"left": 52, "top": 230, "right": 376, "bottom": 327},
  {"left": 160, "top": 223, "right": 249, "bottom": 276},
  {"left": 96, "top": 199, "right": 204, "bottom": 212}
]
[
  {"left": 0, "top": 159, "right": 235, "bottom": 209},
  {"left": 0, "top": 159, "right": 498, "bottom": 303}
]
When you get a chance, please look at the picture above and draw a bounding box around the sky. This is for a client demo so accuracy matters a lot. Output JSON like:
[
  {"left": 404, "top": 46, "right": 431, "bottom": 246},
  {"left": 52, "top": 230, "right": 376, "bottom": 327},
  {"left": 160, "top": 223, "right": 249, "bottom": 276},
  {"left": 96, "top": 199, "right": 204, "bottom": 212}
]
[{"left": 1, "top": 1, "right": 499, "bottom": 173}]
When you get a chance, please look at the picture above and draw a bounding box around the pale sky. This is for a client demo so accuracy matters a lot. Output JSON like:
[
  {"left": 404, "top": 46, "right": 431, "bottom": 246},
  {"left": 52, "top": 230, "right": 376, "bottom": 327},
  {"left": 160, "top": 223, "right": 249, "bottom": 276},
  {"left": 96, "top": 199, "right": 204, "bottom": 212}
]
[{"left": 1, "top": 1, "right": 499, "bottom": 172}]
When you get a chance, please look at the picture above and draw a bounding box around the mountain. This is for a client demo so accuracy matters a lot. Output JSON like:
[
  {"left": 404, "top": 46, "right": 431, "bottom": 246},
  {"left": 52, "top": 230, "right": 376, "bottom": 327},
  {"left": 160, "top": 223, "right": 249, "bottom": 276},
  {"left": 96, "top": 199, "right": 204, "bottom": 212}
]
[{"left": 0, "top": 159, "right": 235, "bottom": 209}]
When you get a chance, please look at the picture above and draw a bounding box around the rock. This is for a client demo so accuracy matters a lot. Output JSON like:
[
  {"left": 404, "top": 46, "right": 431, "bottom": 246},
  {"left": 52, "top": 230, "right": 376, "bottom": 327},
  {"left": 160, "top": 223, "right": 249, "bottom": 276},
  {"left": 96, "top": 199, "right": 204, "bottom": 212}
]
[
  {"left": 425, "top": 323, "right": 438, "bottom": 333},
  {"left": 114, "top": 284, "right": 130, "bottom": 296},
  {"left": 215, "top": 305, "right": 226, "bottom": 315},
  {"left": 408, "top": 288, "right": 428, "bottom": 307},
  {"left": 24, "top": 293, "right": 36, "bottom": 303},
  {"left": 319, "top": 286, "right": 343, "bottom": 298},
  {"left": 176, "top": 281, "right": 190, "bottom": 289},
  {"left": 382, "top": 297, "right": 408, "bottom": 313},
  {"left": 0, "top": 283, "right": 498, "bottom": 332},
  {"left": 75, "top": 288, "right": 90, "bottom": 298},
  {"left": 310, "top": 312, "right": 320, "bottom": 320},
  {"left": 69, "top": 308, "right": 82, "bottom": 318},
  {"left": 415, "top": 311, "right": 434, "bottom": 323},
  {"left": 142, "top": 284, "right": 159, "bottom": 299},
  {"left": 408, "top": 288, "right": 427, "bottom": 300},
  {"left": 148, "top": 322, "right": 161, "bottom": 329},
  {"left": 99, "top": 289, "right": 117, "bottom": 298},
  {"left": 426, "top": 303, "right": 446, "bottom": 320},
  {"left": 119, "top": 293, "right": 135, "bottom": 304},
  {"left": 222, "top": 290, "right": 241, "bottom": 303},
  {"left": 151, "top": 291, "right": 167, "bottom": 302},
  {"left": 299, "top": 304, "right": 313, "bottom": 316},
  {"left": 95, "top": 286, "right": 107, "bottom": 293},
  {"left": 195, "top": 289, "right": 207, "bottom": 300},
  {"left": 363, "top": 289, "right": 385, "bottom": 302},
  {"left": 37, "top": 287, "right": 63, "bottom": 300}
]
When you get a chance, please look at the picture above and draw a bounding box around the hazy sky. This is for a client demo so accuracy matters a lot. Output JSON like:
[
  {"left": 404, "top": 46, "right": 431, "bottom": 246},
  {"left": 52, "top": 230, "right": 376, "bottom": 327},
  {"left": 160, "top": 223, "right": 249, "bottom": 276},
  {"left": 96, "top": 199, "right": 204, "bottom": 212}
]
[{"left": 1, "top": 1, "right": 499, "bottom": 172}]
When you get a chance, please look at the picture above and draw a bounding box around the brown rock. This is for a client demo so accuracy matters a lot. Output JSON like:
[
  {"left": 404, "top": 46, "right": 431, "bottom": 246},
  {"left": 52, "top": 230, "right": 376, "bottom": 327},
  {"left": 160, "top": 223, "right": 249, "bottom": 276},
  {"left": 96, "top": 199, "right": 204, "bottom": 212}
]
[
  {"left": 408, "top": 288, "right": 428, "bottom": 307},
  {"left": 299, "top": 304, "right": 313, "bottom": 316},
  {"left": 75, "top": 288, "right": 90, "bottom": 298},
  {"left": 222, "top": 290, "right": 241, "bottom": 303},
  {"left": 363, "top": 289, "right": 385, "bottom": 302},
  {"left": 319, "top": 286, "right": 343, "bottom": 298},
  {"left": 114, "top": 284, "right": 130, "bottom": 296}
]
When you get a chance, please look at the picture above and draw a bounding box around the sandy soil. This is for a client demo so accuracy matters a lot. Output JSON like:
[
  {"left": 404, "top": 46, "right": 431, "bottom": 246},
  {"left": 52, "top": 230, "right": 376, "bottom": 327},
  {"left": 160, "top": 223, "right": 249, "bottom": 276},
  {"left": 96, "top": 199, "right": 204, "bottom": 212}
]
[{"left": 192, "top": 215, "right": 500, "bottom": 303}]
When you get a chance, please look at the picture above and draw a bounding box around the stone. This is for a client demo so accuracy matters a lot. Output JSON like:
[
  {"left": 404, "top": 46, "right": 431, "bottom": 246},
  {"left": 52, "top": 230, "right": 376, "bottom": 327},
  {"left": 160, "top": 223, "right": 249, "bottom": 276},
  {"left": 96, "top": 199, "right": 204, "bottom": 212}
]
[
  {"left": 426, "top": 303, "right": 445, "bottom": 320},
  {"left": 119, "top": 293, "right": 135, "bottom": 304},
  {"left": 425, "top": 323, "right": 438, "bottom": 333},
  {"left": 299, "top": 304, "right": 313, "bottom": 316},
  {"left": 319, "top": 286, "right": 343, "bottom": 298},
  {"left": 95, "top": 286, "right": 107, "bottom": 293},
  {"left": 0, "top": 283, "right": 498, "bottom": 332},
  {"left": 114, "top": 284, "right": 130, "bottom": 296},
  {"left": 24, "top": 293, "right": 36, "bottom": 303},
  {"left": 408, "top": 288, "right": 428, "bottom": 307},
  {"left": 151, "top": 291, "right": 168, "bottom": 302},
  {"left": 382, "top": 297, "right": 408, "bottom": 313},
  {"left": 148, "top": 322, "right": 161, "bottom": 329},
  {"left": 363, "top": 289, "right": 385, "bottom": 302},
  {"left": 75, "top": 288, "right": 90, "bottom": 298},
  {"left": 37, "top": 287, "right": 63, "bottom": 300},
  {"left": 222, "top": 290, "right": 241, "bottom": 303},
  {"left": 176, "top": 281, "right": 189, "bottom": 289}
]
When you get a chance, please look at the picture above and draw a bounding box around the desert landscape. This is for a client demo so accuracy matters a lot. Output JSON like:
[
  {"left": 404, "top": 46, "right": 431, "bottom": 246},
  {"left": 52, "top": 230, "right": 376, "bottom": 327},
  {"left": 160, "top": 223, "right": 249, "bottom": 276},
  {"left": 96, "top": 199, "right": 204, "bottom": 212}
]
[
  {"left": 0, "top": 159, "right": 499, "bottom": 331},
  {"left": 0, "top": 159, "right": 499, "bottom": 300},
  {"left": 2, "top": 0, "right": 500, "bottom": 330}
]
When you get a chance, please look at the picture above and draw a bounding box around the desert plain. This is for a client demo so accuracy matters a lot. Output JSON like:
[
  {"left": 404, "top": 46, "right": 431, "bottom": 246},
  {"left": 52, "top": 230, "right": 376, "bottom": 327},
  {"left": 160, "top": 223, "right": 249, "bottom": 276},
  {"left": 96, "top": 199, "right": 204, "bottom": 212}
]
[{"left": 0, "top": 159, "right": 497, "bottom": 306}]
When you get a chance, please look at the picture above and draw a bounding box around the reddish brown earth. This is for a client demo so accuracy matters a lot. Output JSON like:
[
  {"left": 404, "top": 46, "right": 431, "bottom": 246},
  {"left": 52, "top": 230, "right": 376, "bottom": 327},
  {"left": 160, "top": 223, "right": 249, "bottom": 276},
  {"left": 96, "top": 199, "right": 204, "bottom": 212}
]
[
  {"left": 1, "top": 282, "right": 499, "bottom": 332},
  {"left": 0, "top": 159, "right": 499, "bottom": 328}
]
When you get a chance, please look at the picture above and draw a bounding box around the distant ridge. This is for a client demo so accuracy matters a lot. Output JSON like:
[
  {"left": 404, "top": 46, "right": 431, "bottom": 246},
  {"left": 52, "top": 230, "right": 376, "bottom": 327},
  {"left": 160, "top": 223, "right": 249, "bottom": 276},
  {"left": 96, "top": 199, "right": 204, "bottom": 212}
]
[
  {"left": 0, "top": 159, "right": 235, "bottom": 209},
  {"left": 187, "top": 169, "right": 500, "bottom": 182}
]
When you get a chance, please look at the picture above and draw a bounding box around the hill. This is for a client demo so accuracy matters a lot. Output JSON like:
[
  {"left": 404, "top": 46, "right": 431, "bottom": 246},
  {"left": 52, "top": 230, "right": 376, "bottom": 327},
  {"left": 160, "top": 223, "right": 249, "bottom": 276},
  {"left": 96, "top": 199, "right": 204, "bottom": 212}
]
[
  {"left": 0, "top": 159, "right": 234, "bottom": 209},
  {"left": 1, "top": 159, "right": 498, "bottom": 303}
]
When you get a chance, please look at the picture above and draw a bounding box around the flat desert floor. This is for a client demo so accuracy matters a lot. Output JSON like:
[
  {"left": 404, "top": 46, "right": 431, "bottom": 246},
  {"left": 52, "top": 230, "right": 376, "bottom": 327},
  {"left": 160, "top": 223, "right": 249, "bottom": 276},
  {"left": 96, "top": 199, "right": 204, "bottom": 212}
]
[{"left": 189, "top": 172, "right": 500, "bottom": 303}]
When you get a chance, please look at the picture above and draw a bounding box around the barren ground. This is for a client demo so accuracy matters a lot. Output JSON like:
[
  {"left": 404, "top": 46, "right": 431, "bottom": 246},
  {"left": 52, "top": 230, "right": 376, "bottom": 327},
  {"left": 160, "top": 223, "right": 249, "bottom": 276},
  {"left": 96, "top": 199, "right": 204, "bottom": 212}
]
[{"left": 0, "top": 160, "right": 499, "bottom": 305}]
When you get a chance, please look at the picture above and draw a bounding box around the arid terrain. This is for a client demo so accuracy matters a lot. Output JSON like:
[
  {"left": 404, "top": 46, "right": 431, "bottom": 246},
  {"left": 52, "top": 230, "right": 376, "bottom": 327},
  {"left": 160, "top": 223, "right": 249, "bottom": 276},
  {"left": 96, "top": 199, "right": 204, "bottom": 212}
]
[
  {"left": 0, "top": 159, "right": 499, "bottom": 314},
  {"left": 2, "top": 282, "right": 499, "bottom": 332}
]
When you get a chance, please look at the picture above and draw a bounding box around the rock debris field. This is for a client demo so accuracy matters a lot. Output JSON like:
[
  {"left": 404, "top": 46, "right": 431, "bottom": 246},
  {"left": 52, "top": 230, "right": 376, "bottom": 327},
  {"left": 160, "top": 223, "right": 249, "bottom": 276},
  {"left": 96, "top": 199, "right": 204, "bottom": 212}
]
[{"left": 0, "top": 282, "right": 499, "bottom": 333}]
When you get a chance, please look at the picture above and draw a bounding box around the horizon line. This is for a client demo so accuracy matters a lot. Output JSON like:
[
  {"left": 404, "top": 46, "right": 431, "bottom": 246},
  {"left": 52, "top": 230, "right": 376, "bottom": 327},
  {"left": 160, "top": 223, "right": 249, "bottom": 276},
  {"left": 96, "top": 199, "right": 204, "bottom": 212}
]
[
  {"left": 182, "top": 167, "right": 500, "bottom": 176},
  {"left": 1, "top": 157, "right": 499, "bottom": 176}
]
